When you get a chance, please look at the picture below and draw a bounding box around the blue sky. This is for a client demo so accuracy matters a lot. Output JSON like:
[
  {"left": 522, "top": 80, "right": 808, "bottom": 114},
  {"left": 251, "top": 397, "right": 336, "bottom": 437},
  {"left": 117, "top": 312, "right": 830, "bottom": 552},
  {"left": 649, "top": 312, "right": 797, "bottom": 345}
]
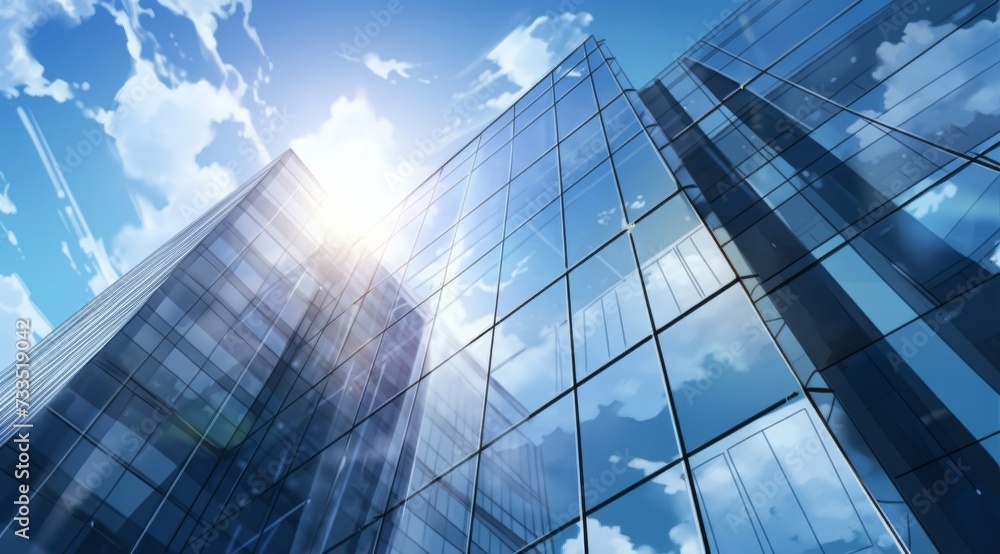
[{"left": 0, "top": 0, "right": 742, "bottom": 363}]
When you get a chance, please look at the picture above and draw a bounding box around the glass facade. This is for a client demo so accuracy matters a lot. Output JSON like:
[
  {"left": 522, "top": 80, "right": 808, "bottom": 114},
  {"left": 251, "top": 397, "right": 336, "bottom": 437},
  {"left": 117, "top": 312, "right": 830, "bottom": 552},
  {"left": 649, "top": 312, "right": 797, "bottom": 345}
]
[
  {"left": 638, "top": 1, "right": 1000, "bottom": 552},
  {"left": 2, "top": 3, "right": 998, "bottom": 552}
]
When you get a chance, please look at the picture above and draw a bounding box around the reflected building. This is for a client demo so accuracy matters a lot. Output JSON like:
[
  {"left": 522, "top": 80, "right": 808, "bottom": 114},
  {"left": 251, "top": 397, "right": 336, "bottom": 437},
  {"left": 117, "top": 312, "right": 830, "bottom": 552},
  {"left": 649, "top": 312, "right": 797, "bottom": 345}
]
[{"left": 2, "top": 2, "right": 999, "bottom": 552}]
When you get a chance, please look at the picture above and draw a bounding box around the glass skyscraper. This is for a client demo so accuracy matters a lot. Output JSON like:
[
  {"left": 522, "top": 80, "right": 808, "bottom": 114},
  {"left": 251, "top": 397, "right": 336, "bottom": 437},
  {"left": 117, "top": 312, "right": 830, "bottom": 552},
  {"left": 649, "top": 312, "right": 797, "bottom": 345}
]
[{"left": 2, "top": 1, "right": 998, "bottom": 553}]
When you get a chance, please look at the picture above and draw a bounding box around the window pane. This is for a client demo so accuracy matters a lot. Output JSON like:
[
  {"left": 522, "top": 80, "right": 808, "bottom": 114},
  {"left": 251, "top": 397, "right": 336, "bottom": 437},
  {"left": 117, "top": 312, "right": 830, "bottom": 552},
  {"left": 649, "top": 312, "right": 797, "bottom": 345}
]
[
  {"left": 585, "top": 465, "right": 703, "bottom": 553},
  {"left": 482, "top": 107, "right": 513, "bottom": 143},
  {"left": 569, "top": 235, "right": 651, "bottom": 377},
  {"left": 633, "top": 196, "right": 734, "bottom": 327},
  {"left": 486, "top": 279, "right": 572, "bottom": 440},
  {"left": 497, "top": 200, "right": 564, "bottom": 318},
  {"left": 507, "top": 149, "right": 560, "bottom": 233},
  {"left": 591, "top": 62, "right": 621, "bottom": 108},
  {"left": 657, "top": 285, "right": 798, "bottom": 449},
  {"left": 515, "top": 74, "right": 553, "bottom": 116},
  {"left": 820, "top": 245, "right": 917, "bottom": 334},
  {"left": 464, "top": 143, "right": 511, "bottom": 216},
  {"left": 613, "top": 133, "right": 677, "bottom": 221},
  {"left": 557, "top": 78, "right": 598, "bottom": 140},
  {"left": 479, "top": 120, "right": 513, "bottom": 162},
  {"left": 577, "top": 341, "right": 680, "bottom": 507},
  {"left": 564, "top": 159, "right": 624, "bottom": 266},
  {"left": 415, "top": 180, "right": 465, "bottom": 251},
  {"left": 692, "top": 402, "right": 898, "bottom": 554},
  {"left": 449, "top": 188, "right": 507, "bottom": 279},
  {"left": 885, "top": 319, "right": 1000, "bottom": 440},
  {"left": 402, "top": 230, "right": 453, "bottom": 302},
  {"left": 603, "top": 95, "right": 644, "bottom": 153},
  {"left": 430, "top": 246, "right": 500, "bottom": 368},
  {"left": 555, "top": 59, "right": 589, "bottom": 98},
  {"left": 398, "top": 341, "right": 488, "bottom": 496},
  {"left": 512, "top": 107, "right": 557, "bottom": 178},
  {"left": 379, "top": 457, "right": 477, "bottom": 553},
  {"left": 326, "top": 386, "right": 416, "bottom": 539},
  {"left": 560, "top": 115, "right": 609, "bottom": 187},
  {"left": 472, "top": 394, "right": 579, "bottom": 551},
  {"left": 555, "top": 46, "right": 586, "bottom": 80}
]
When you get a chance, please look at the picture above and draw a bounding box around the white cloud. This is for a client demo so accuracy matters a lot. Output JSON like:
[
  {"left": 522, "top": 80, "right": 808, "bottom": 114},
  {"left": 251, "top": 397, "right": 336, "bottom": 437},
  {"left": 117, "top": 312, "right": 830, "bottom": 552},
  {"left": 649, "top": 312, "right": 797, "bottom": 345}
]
[
  {"left": 0, "top": 273, "right": 53, "bottom": 365},
  {"left": 464, "top": 12, "right": 593, "bottom": 111},
  {"left": 0, "top": 217, "right": 20, "bottom": 253},
  {"left": 154, "top": 0, "right": 265, "bottom": 73},
  {"left": 559, "top": 517, "right": 700, "bottom": 554},
  {"left": 362, "top": 52, "right": 415, "bottom": 80},
  {"left": 101, "top": 1, "right": 153, "bottom": 64},
  {"left": 577, "top": 371, "right": 669, "bottom": 424},
  {"left": 904, "top": 181, "right": 957, "bottom": 218},
  {"left": 75, "top": 0, "right": 274, "bottom": 277},
  {"left": 92, "top": 60, "right": 260, "bottom": 192},
  {"left": 17, "top": 106, "right": 118, "bottom": 294},
  {"left": 849, "top": 14, "right": 1000, "bottom": 159},
  {"left": 0, "top": 172, "right": 16, "bottom": 214},
  {"left": 61, "top": 240, "right": 80, "bottom": 274},
  {"left": 89, "top": 59, "right": 267, "bottom": 272},
  {"left": 290, "top": 96, "right": 400, "bottom": 230},
  {"left": 990, "top": 244, "right": 1000, "bottom": 270},
  {"left": 0, "top": 0, "right": 99, "bottom": 101},
  {"left": 656, "top": 289, "right": 764, "bottom": 389},
  {"left": 561, "top": 518, "right": 658, "bottom": 554},
  {"left": 610, "top": 455, "right": 687, "bottom": 496}
]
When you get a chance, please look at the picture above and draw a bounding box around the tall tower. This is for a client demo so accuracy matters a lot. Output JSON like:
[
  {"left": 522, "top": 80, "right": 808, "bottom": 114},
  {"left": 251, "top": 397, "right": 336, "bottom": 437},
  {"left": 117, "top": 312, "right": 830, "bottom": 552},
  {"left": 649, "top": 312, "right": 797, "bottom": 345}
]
[{"left": 5, "top": 8, "right": 998, "bottom": 549}]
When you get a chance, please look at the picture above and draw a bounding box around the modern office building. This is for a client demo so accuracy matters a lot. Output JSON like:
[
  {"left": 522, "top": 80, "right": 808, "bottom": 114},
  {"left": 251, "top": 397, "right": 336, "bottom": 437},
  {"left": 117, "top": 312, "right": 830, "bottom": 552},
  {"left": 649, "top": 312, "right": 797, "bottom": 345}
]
[{"left": 2, "top": 0, "right": 999, "bottom": 552}]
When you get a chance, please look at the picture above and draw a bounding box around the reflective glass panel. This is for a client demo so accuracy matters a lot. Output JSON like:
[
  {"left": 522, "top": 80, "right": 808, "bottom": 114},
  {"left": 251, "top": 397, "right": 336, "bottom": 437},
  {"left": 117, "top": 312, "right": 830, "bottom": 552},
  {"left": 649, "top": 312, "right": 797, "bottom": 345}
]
[
  {"left": 586, "top": 465, "right": 703, "bottom": 553},
  {"left": 557, "top": 78, "right": 598, "bottom": 140},
  {"left": 657, "top": 285, "right": 798, "bottom": 449},
  {"left": 569, "top": 235, "right": 650, "bottom": 377},
  {"left": 577, "top": 341, "right": 680, "bottom": 507},
  {"left": 692, "top": 402, "right": 900, "bottom": 554},
  {"left": 602, "top": 95, "right": 644, "bottom": 153},
  {"left": 506, "top": 149, "right": 560, "bottom": 233},
  {"left": 612, "top": 133, "right": 677, "bottom": 221},
  {"left": 512, "top": 107, "right": 557, "bottom": 178},
  {"left": 464, "top": 143, "right": 512, "bottom": 216},
  {"left": 497, "top": 200, "right": 565, "bottom": 318},
  {"left": 397, "top": 334, "right": 489, "bottom": 497},
  {"left": 564, "top": 159, "right": 624, "bottom": 266},
  {"left": 633, "top": 196, "right": 734, "bottom": 327},
  {"left": 485, "top": 279, "right": 572, "bottom": 440},
  {"left": 472, "top": 394, "right": 579, "bottom": 551},
  {"left": 560, "top": 115, "right": 609, "bottom": 187}
]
